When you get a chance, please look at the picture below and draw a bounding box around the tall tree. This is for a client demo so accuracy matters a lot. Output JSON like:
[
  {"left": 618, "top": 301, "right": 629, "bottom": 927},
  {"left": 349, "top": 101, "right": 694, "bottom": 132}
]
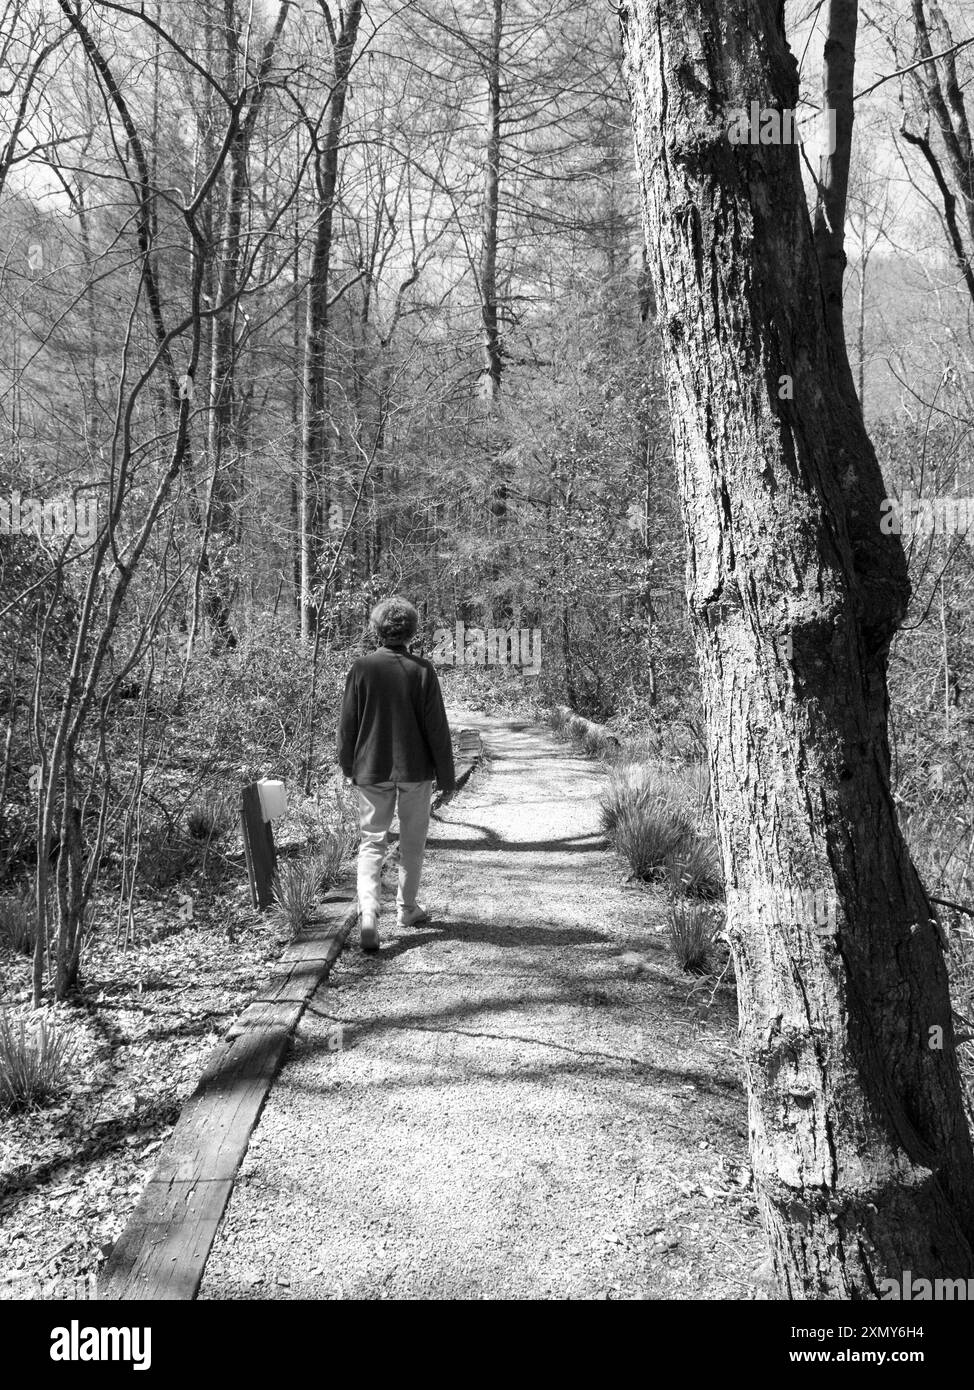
[
  {"left": 620, "top": 0, "right": 974, "bottom": 1295},
  {"left": 480, "top": 0, "right": 504, "bottom": 401},
  {"left": 813, "top": 0, "right": 858, "bottom": 408},
  {"left": 480, "top": 0, "right": 508, "bottom": 597},
  {"left": 299, "top": 0, "right": 364, "bottom": 640},
  {"left": 205, "top": 0, "right": 291, "bottom": 647},
  {"left": 900, "top": 1, "right": 974, "bottom": 309}
]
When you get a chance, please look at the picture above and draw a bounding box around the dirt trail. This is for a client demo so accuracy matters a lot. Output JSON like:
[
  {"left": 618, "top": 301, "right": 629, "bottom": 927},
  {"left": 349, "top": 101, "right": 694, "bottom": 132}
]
[{"left": 199, "top": 715, "right": 764, "bottom": 1300}]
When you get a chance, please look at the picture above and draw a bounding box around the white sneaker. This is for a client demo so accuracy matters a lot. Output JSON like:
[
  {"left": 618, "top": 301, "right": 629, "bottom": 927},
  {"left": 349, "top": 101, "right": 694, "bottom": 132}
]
[
  {"left": 397, "top": 902, "right": 430, "bottom": 928},
  {"left": 360, "top": 913, "right": 380, "bottom": 951}
]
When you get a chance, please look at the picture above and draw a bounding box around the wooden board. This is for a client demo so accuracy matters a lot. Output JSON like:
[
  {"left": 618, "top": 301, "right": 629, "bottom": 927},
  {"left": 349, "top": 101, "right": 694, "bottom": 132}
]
[
  {"left": 240, "top": 782, "right": 277, "bottom": 910},
  {"left": 225, "top": 1001, "right": 304, "bottom": 1037},
  {"left": 98, "top": 1178, "right": 236, "bottom": 1301},
  {"left": 258, "top": 953, "right": 346, "bottom": 1003},
  {"left": 433, "top": 728, "right": 483, "bottom": 809},
  {"left": 98, "top": 900, "right": 356, "bottom": 1300}
]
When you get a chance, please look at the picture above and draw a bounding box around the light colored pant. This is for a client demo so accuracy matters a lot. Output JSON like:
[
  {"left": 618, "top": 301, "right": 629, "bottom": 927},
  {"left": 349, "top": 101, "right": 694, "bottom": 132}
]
[{"left": 355, "top": 780, "right": 433, "bottom": 919}]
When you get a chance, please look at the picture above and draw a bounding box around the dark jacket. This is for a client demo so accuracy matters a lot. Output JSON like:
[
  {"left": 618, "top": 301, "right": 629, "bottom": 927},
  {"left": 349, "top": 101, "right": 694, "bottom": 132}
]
[{"left": 337, "top": 643, "right": 456, "bottom": 790}]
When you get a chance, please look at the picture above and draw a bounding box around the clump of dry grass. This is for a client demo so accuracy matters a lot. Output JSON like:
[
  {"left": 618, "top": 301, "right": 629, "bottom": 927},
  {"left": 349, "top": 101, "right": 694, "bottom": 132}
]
[
  {"left": 664, "top": 836, "right": 723, "bottom": 900},
  {"left": 666, "top": 899, "right": 716, "bottom": 974},
  {"left": 601, "top": 760, "right": 721, "bottom": 896},
  {"left": 613, "top": 802, "right": 694, "bottom": 880},
  {"left": 272, "top": 858, "right": 321, "bottom": 937},
  {"left": 0, "top": 1012, "right": 75, "bottom": 1114},
  {"left": 545, "top": 706, "right": 620, "bottom": 757},
  {"left": 0, "top": 896, "right": 35, "bottom": 955},
  {"left": 186, "top": 791, "right": 234, "bottom": 841}
]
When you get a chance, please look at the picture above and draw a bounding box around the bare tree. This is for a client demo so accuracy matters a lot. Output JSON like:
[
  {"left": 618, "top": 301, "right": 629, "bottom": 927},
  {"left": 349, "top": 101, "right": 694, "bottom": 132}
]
[
  {"left": 873, "top": 0, "right": 974, "bottom": 307},
  {"left": 298, "top": 0, "right": 364, "bottom": 639},
  {"left": 203, "top": 0, "right": 292, "bottom": 647}
]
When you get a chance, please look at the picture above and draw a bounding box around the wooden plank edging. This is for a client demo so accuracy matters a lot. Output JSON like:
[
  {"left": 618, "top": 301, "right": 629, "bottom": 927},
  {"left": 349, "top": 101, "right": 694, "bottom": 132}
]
[
  {"left": 97, "top": 897, "right": 358, "bottom": 1301},
  {"left": 99, "top": 747, "right": 482, "bottom": 1301},
  {"left": 432, "top": 728, "right": 483, "bottom": 810}
]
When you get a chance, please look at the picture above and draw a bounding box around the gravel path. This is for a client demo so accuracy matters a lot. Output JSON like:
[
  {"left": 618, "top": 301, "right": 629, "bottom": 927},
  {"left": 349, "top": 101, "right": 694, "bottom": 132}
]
[{"left": 198, "top": 715, "right": 764, "bottom": 1300}]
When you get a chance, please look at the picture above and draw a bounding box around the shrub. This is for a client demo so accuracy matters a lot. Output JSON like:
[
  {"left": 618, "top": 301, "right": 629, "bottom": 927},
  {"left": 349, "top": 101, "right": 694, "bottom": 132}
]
[
  {"left": 667, "top": 899, "right": 716, "bottom": 974},
  {"left": 683, "top": 760, "right": 712, "bottom": 820},
  {"left": 902, "top": 805, "right": 974, "bottom": 908},
  {"left": 331, "top": 820, "right": 358, "bottom": 874},
  {"left": 435, "top": 663, "right": 532, "bottom": 717},
  {"left": 582, "top": 724, "right": 616, "bottom": 757},
  {"left": 137, "top": 825, "right": 195, "bottom": 891},
  {"left": 179, "top": 618, "right": 348, "bottom": 787},
  {"left": 271, "top": 785, "right": 356, "bottom": 931},
  {"left": 292, "top": 801, "right": 326, "bottom": 851},
  {"left": 601, "top": 761, "right": 705, "bottom": 830},
  {"left": 186, "top": 791, "right": 234, "bottom": 841},
  {"left": 0, "top": 1012, "right": 74, "bottom": 1113},
  {"left": 294, "top": 785, "right": 358, "bottom": 858},
  {"left": 547, "top": 705, "right": 568, "bottom": 733},
  {"left": 0, "top": 896, "right": 35, "bottom": 954}
]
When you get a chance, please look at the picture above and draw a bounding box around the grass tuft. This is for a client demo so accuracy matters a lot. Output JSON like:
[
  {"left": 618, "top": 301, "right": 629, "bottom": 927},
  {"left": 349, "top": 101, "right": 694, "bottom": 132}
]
[
  {"left": 271, "top": 858, "right": 320, "bottom": 937},
  {"left": 666, "top": 899, "right": 716, "bottom": 974},
  {"left": 601, "top": 759, "right": 721, "bottom": 893},
  {"left": 0, "top": 896, "right": 35, "bottom": 955},
  {"left": 186, "top": 792, "right": 234, "bottom": 841},
  {"left": 0, "top": 1012, "right": 74, "bottom": 1114},
  {"left": 612, "top": 801, "right": 694, "bottom": 880},
  {"left": 664, "top": 836, "right": 724, "bottom": 899}
]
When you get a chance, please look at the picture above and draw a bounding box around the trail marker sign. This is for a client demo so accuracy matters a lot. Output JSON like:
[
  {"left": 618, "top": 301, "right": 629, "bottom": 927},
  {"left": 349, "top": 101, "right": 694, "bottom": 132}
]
[{"left": 241, "top": 779, "right": 287, "bottom": 909}]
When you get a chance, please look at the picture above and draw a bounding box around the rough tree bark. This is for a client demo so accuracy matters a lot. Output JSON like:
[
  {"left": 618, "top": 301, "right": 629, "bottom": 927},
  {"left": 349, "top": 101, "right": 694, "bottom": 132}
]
[{"left": 620, "top": 0, "right": 974, "bottom": 1296}]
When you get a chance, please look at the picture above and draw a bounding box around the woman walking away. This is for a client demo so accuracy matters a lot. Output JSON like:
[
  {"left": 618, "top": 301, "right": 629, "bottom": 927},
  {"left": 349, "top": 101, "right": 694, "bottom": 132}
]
[{"left": 337, "top": 597, "right": 456, "bottom": 951}]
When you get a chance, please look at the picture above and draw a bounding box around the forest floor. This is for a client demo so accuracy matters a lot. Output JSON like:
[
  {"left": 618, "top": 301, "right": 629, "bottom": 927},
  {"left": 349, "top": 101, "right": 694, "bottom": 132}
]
[
  {"left": 0, "top": 843, "right": 294, "bottom": 1298},
  {"left": 197, "top": 713, "right": 768, "bottom": 1300}
]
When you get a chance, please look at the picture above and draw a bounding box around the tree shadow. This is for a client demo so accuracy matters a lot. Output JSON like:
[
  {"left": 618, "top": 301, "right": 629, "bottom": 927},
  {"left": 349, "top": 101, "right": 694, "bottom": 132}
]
[
  {"left": 0, "top": 1099, "right": 181, "bottom": 1212},
  {"left": 373, "top": 916, "right": 611, "bottom": 960},
  {"left": 298, "top": 985, "right": 743, "bottom": 1099}
]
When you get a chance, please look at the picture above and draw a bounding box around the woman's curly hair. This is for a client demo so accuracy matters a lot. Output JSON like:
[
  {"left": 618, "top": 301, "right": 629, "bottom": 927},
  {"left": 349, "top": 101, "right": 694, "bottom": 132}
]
[{"left": 368, "top": 595, "right": 419, "bottom": 646}]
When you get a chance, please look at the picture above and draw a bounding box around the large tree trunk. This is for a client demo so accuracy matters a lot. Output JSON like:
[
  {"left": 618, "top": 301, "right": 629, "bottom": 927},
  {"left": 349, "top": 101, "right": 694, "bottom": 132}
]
[{"left": 620, "top": 0, "right": 974, "bottom": 1296}]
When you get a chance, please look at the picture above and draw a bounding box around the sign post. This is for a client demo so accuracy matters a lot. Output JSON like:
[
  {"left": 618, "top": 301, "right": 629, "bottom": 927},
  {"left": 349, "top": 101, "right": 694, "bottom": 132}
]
[{"left": 241, "top": 779, "right": 287, "bottom": 910}]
